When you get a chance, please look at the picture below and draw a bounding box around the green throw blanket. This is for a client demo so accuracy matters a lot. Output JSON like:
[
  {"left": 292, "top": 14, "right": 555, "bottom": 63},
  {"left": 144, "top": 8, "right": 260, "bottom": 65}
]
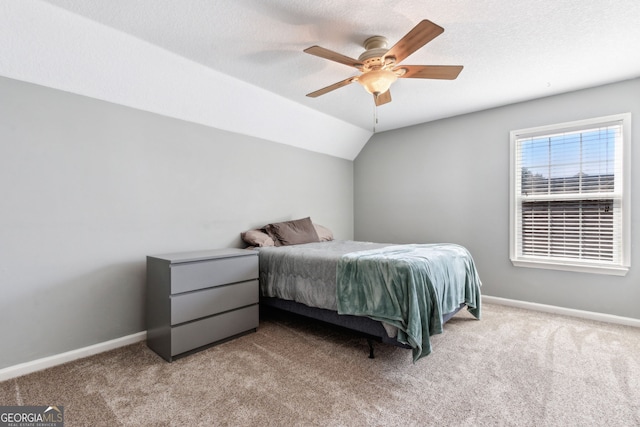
[{"left": 336, "top": 244, "right": 481, "bottom": 361}]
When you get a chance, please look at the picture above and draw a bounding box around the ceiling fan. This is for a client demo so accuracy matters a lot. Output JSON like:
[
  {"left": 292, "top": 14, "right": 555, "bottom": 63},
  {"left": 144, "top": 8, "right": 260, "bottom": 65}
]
[{"left": 304, "top": 20, "right": 463, "bottom": 106}]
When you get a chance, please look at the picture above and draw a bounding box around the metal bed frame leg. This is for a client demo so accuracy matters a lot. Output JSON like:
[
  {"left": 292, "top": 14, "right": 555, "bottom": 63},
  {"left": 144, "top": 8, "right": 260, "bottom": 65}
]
[{"left": 367, "top": 339, "right": 375, "bottom": 359}]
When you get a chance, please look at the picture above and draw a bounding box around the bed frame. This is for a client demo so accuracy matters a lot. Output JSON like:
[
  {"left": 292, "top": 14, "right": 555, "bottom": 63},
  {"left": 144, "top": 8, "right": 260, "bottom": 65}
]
[{"left": 260, "top": 296, "right": 465, "bottom": 358}]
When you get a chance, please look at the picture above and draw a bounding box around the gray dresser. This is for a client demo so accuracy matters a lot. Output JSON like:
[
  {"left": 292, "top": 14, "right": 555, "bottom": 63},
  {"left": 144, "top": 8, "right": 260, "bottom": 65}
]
[{"left": 146, "top": 248, "right": 259, "bottom": 361}]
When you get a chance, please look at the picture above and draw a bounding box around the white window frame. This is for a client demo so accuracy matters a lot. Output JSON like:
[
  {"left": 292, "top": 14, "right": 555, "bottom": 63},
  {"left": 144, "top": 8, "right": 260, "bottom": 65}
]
[{"left": 509, "top": 113, "right": 631, "bottom": 276}]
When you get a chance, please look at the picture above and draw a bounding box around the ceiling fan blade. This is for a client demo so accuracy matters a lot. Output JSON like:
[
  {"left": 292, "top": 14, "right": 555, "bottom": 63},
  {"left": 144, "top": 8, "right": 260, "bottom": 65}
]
[
  {"left": 374, "top": 90, "right": 392, "bottom": 106},
  {"left": 385, "top": 20, "right": 444, "bottom": 64},
  {"left": 396, "top": 65, "right": 463, "bottom": 80},
  {"left": 306, "top": 77, "right": 356, "bottom": 98},
  {"left": 304, "top": 46, "right": 364, "bottom": 69}
]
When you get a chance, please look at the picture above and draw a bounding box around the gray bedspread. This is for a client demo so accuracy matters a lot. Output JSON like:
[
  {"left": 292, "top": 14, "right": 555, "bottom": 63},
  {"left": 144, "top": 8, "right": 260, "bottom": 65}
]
[{"left": 258, "top": 240, "right": 390, "bottom": 310}]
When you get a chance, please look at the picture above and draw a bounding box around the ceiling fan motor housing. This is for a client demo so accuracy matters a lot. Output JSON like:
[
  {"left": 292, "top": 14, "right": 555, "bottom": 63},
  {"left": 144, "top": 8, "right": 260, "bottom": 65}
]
[{"left": 358, "top": 36, "right": 396, "bottom": 70}]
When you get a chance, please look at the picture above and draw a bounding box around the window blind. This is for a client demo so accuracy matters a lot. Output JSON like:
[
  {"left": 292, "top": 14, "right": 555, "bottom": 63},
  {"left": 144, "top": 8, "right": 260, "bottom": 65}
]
[{"left": 514, "top": 122, "right": 623, "bottom": 265}]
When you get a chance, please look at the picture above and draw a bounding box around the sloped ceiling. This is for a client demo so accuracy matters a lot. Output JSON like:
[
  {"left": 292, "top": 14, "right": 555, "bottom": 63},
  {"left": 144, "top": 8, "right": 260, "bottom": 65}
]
[{"left": 2, "top": 0, "right": 640, "bottom": 160}]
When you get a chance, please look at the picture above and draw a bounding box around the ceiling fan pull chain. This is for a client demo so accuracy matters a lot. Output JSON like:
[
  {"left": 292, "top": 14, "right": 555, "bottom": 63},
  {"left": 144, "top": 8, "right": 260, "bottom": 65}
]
[{"left": 373, "top": 104, "right": 378, "bottom": 132}]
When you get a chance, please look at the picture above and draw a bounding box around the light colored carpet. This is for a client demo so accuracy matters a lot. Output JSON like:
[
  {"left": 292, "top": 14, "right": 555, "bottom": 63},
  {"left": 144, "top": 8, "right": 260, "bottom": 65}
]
[{"left": 1, "top": 303, "right": 639, "bottom": 426}]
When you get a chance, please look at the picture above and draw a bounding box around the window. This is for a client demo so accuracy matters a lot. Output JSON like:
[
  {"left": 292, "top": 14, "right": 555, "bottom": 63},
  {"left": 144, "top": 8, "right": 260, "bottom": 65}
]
[{"left": 510, "top": 113, "right": 630, "bottom": 276}]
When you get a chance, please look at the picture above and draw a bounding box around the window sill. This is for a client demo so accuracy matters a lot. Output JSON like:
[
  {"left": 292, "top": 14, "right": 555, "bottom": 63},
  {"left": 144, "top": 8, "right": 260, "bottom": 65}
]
[{"left": 510, "top": 258, "right": 629, "bottom": 276}]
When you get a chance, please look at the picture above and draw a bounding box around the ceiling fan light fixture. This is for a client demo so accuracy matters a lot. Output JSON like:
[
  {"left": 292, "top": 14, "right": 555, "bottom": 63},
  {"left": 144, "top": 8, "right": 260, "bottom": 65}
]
[{"left": 357, "top": 69, "right": 398, "bottom": 95}]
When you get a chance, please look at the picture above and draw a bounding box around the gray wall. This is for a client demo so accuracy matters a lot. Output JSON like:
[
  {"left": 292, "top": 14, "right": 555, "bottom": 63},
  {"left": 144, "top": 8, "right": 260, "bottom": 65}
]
[
  {"left": 0, "top": 76, "right": 353, "bottom": 369},
  {"left": 355, "top": 78, "right": 640, "bottom": 319}
]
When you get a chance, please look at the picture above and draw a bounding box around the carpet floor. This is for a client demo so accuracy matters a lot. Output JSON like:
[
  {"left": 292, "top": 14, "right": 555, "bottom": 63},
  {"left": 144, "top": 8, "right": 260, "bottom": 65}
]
[{"left": 1, "top": 303, "right": 639, "bottom": 426}]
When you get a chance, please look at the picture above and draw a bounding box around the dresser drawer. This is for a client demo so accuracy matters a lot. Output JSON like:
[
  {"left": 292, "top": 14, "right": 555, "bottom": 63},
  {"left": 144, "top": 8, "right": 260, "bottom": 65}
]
[
  {"left": 170, "top": 254, "right": 258, "bottom": 294},
  {"left": 171, "top": 279, "right": 258, "bottom": 325},
  {"left": 171, "top": 305, "right": 259, "bottom": 356}
]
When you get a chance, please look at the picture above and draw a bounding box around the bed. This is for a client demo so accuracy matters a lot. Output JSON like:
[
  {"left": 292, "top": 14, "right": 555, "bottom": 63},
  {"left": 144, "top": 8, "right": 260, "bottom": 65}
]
[{"left": 242, "top": 217, "right": 482, "bottom": 361}]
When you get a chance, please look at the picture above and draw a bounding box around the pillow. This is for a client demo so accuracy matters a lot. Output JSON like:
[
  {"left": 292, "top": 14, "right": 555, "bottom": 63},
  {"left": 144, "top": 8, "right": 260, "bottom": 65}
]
[
  {"left": 241, "top": 229, "right": 275, "bottom": 247},
  {"left": 265, "top": 217, "right": 319, "bottom": 246},
  {"left": 313, "top": 223, "right": 334, "bottom": 241}
]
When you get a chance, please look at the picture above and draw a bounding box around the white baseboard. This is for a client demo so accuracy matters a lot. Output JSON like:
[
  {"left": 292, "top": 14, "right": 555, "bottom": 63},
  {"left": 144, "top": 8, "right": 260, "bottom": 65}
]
[
  {"left": 0, "top": 331, "right": 146, "bottom": 382},
  {"left": 482, "top": 295, "right": 640, "bottom": 328},
  {"left": 3, "top": 298, "right": 639, "bottom": 382}
]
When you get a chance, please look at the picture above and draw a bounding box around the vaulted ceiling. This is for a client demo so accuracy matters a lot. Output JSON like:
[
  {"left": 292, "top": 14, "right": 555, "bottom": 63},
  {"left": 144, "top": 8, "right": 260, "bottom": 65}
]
[{"left": 2, "top": 1, "right": 640, "bottom": 160}]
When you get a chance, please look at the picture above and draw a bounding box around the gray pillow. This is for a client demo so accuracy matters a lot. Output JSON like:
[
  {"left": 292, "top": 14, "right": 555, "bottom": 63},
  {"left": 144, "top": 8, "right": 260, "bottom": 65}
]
[{"left": 265, "top": 217, "right": 320, "bottom": 246}]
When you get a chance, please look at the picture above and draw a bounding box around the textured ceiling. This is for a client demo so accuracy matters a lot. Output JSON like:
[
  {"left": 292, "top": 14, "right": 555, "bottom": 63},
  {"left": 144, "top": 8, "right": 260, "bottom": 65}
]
[{"left": 2, "top": 0, "right": 640, "bottom": 159}]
